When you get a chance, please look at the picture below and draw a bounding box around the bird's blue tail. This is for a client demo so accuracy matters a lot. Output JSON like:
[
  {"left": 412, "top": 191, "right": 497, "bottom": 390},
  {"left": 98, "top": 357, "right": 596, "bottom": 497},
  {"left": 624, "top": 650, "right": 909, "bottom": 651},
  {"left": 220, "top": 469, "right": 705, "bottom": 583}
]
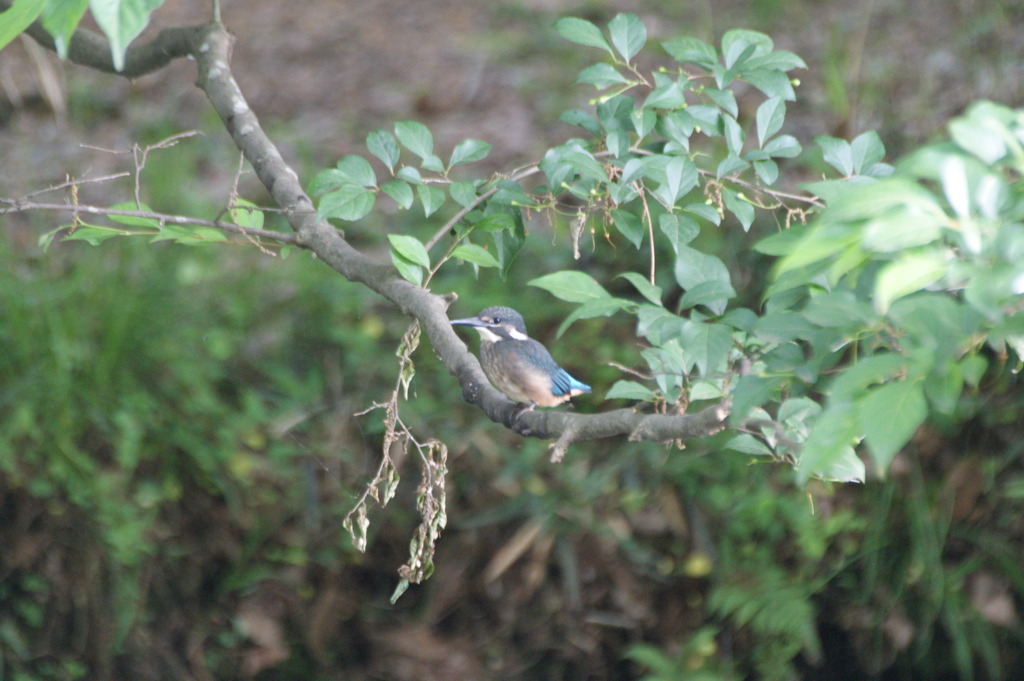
[{"left": 551, "top": 369, "right": 591, "bottom": 397}]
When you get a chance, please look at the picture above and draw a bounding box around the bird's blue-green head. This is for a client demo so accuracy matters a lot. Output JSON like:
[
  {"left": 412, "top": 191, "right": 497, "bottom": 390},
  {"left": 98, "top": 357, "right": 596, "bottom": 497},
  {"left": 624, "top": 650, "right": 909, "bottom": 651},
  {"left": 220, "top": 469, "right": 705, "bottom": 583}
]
[{"left": 450, "top": 306, "right": 529, "bottom": 342}]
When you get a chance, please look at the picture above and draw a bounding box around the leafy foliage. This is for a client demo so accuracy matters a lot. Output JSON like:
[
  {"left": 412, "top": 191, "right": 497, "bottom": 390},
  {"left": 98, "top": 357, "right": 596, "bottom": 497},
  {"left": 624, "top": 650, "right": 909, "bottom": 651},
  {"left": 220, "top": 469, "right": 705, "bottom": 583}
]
[{"left": 306, "top": 14, "right": 1023, "bottom": 487}]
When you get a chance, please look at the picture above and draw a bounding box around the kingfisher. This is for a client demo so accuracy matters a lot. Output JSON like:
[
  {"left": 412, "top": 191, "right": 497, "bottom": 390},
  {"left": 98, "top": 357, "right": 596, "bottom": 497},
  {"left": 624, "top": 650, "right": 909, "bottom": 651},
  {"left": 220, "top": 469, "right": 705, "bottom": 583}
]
[{"left": 451, "top": 306, "right": 591, "bottom": 413}]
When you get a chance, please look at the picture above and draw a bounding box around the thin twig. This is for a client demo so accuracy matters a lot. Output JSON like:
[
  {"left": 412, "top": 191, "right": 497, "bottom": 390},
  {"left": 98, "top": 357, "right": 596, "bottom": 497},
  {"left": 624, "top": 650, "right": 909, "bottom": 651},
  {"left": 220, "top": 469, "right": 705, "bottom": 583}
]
[
  {"left": 8, "top": 172, "right": 132, "bottom": 202},
  {"left": 1, "top": 200, "right": 300, "bottom": 245},
  {"left": 423, "top": 163, "right": 543, "bottom": 251},
  {"left": 637, "top": 185, "right": 656, "bottom": 285}
]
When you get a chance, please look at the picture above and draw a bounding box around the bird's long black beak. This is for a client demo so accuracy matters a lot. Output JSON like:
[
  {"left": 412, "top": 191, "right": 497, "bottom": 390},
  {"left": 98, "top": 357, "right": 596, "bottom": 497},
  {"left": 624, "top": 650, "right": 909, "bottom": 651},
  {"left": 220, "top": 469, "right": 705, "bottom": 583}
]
[{"left": 451, "top": 316, "right": 486, "bottom": 327}]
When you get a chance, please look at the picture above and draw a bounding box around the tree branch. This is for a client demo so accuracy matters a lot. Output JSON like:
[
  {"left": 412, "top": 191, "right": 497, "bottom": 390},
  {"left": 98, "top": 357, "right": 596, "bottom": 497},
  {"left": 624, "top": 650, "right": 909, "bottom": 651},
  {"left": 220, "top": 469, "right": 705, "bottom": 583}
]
[
  {"left": 0, "top": 200, "right": 300, "bottom": 245},
  {"left": 22, "top": 17, "right": 732, "bottom": 452},
  {"left": 21, "top": 15, "right": 200, "bottom": 78}
]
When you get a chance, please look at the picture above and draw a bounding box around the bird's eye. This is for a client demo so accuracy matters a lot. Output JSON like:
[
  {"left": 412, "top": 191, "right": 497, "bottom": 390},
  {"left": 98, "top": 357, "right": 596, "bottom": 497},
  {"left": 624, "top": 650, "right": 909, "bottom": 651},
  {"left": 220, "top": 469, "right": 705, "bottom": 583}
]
[{"left": 492, "top": 317, "right": 501, "bottom": 324}]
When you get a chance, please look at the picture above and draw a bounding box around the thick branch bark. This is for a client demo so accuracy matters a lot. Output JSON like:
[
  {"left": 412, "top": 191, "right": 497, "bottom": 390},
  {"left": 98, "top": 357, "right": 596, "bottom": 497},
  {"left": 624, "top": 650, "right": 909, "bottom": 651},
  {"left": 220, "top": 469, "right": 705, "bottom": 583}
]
[
  {"left": 23, "top": 18, "right": 731, "bottom": 453},
  {"left": 22, "top": 17, "right": 199, "bottom": 78}
]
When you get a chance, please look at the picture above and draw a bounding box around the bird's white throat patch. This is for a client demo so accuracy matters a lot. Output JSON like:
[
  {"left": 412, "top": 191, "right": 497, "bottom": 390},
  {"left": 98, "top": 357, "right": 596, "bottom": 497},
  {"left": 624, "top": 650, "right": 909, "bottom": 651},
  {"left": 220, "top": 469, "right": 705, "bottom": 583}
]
[{"left": 475, "top": 327, "right": 503, "bottom": 343}]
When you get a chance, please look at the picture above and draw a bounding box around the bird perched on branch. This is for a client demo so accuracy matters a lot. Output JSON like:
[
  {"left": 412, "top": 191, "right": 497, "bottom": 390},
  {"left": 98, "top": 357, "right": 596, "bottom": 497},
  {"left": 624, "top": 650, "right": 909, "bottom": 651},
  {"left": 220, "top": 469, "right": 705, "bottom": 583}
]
[{"left": 451, "top": 306, "right": 591, "bottom": 413}]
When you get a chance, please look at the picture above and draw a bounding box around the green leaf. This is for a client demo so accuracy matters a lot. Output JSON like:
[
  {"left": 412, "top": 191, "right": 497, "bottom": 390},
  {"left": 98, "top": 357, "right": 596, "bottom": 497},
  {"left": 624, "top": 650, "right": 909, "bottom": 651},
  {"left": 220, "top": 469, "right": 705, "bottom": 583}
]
[
  {"left": 716, "top": 154, "right": 749, "bottom": 178},
  {"left": 449, "top": 181, "right": 477, "bottom": 208},
  {"left": 307, "top": 168, "right": 348, "bottom": 196},
  {"left": 704, "top": 88, "right": 738, "bottom": 117},
  {"left": 491, "top": 179, "right": 536, "bottom": 207},
  {"left": 106, "top": 201, "right": 158, "bottom": 227},
  {"left": 674, "top": 246, "right": 735, "bottom": 314},
  {"left": 816, "top": 447, "right": 866, "bottom": 483},
  {"left": 643, "top": 77, "right": 685, "bottom": 110},
  {"left": 529, "top": 271, "right": 610, "bottom": 303},
  {"left": 803, "top": 291, "right": 875, "bottom": 328},
  {"left": 416, "top": 184, "right": 445, "bottom": 217},
  {"left": 367, "top": 129, "right": 400, "bottom": 171},
  {"left": 606, "top": 380, "right": 656, "bottom": 401},
  {"left": 611, "top": 208, "right": 644, "bottom": 249},
  {"left": 421, "top": 154, "right": 446, "bottom": 173},
  {"left": 637, "top": 305, "right": 684, "bottom": 345},
  {"left": 150, "top": 224, "right": 226, "bottom": 244},
  {"left": 661, "top": 36, "right": 718, "bottom": 69},
  {"left": 448, "top": 139, "right": 491, "bottom": 168},
  {"left": 41, "top": 0, "right": 88, "bottom": 58},
  {"left": 755, "top": 223, "right": 809, "bottom": 256},
  {"left": 472, "top": 213, "right": 514, "bottom": 232},
  {"left": 597, "top": 94, "right": 635, "bottom": 132},
  {"left": 317, "top": 185, "right": 375, "bottom": 221},
  {"left": 756, "top": 96, "right": 785, "bottom": 147},
  {"left": 680, "top": 321, "right": 733, "bottom": 377},
  {"left": 62, "top": 223, "right": 128, "bottom": 245},
  {"left": 685, "top": 202, "right": 721, "bottom": 225},
  {"left": 752, "top": 310, "right": 816, "bottom": 343},
  {"left": 680, "top": 280, "right": 737, "bottom": 312},
  {"left": 861, "top": 211, "right": 946, "bottom": 252},
  {"left": 396, "top": 166, "right": 422, "bottom": 185},
  {"left": 723, "top": 114, "right": 744, "bottom": 156},
  {"left": 38, "top": 225, "right": 66, "bottom": 251},
  {"left": 763, "top": 134, "right": 802, "bottom": 158},
  {"left": 608, "top": 13, "right": 646, "bottom": 62},
  {"left": 939, "top": 154, "right": 972, "bottom": 218},
  {"left": 381, "top": 179, "right": 414, "bottom": 209},
  {"left": 829, "top": 353, "right": 908, "bottom": 404},
  {"left": 451, "top": 243, "right": 500, "bottom": 268},
  {"left": 850, "top": 131, "right": 886, "bottom": 174},
  {"left": 722, "top": 307, "right": 758, "bottom": 332},
  {"left": 753, "top": 159, "right": 779, "bottom": 185},
  {"left": 229, "top": 198, "right": 264, "bottom": 230},
  {"left": 949, "top": 103, "right": 1009, "bottom": 164},
  {"left": 924, "top": 363, "right": 963, "bottom": 415},
  {"left": 390, "top": 578, "right": 411, "bottom": 604},
  {"left": 726, "top": 433, "right": 774, "bottom": 456},
  {"left": 492, "top": 213, "right": 525, "bottom": 279},
  {"left": 658, "top": 213, "right": 700, "bottom": 253},
  {"left": 576, "top": 63, "right": 630, "bottom": 89},
  {"left": 565, "top": 148, "right": 608, "bottom": 184},
  {"left": 554, "top": 17, "right": 612, "bottom": 53},
  {"left": 722, "top": 188, "right": 755, "bottom": 231},
  {"left": 631, "top": 108, "right": 657, "bottom": 138},
  {"left": 556, "top": 297, "right": 630, "bottom": 336},
  {"left": 796, "top": 403, "right": 861, "bottom": 483},
  {"left": 653, "top": 156, "right": 698, "bottom": 207},
  {"left": 658, "top": 111, "right": 694, "bottom": 149},
  {"left": 730, "top": 375, "right": 786, "bottom": 424},
  {"left": 394, "top": 121, "right": 434, "bottom": 160},
  {"left": 387, "top": 234, "right": 430, "bottom": 269},
  {"left": 390, "top": 251, "right": 423, "bottom": 286},
  {"left": 617, "top": 272, "right": 663, "bottom": 305},
  {"left": 89, "top": 0, "right": 163, "bottom": 72},
  {"left": 873, "top": 251, "right": 947, "bottom": 313},
  {"left": 335, "top": 154, "right": 377, "bottom": 187},
  {"left": 743, "top": 68, "right": 796, "bottom": 100},
  {"left": 859, "top": 379, "right": 927, "bottom": 471},
  {"left": 721, "top": 29, "right": 773, "bottom": 67},
  {"left": 745, "top": 50, "right": 807, "bottom": 72},
  {"left": 606, "top": 130, "right": 630, "bottom": 158},
  {"left": 560, "top": 109, "right": 601, "bottom": 135},
  {"left": 816, "top": 136, "right": 853, "bottom": 176}
]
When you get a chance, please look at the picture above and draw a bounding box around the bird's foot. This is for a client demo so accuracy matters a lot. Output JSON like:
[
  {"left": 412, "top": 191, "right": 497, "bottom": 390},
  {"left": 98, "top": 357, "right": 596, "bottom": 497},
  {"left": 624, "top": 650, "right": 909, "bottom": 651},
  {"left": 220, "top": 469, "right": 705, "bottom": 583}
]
[{"left": 511, "top": 402, "right": 536, "bottom": 422}]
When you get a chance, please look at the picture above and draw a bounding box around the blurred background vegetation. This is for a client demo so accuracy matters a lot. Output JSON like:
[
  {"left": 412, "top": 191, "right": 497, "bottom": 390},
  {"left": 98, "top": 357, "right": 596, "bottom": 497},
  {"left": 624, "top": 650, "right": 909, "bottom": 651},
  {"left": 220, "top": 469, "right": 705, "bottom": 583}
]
[{"left": 2, "top": 0, "right": 1023, "bottom": 679}]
